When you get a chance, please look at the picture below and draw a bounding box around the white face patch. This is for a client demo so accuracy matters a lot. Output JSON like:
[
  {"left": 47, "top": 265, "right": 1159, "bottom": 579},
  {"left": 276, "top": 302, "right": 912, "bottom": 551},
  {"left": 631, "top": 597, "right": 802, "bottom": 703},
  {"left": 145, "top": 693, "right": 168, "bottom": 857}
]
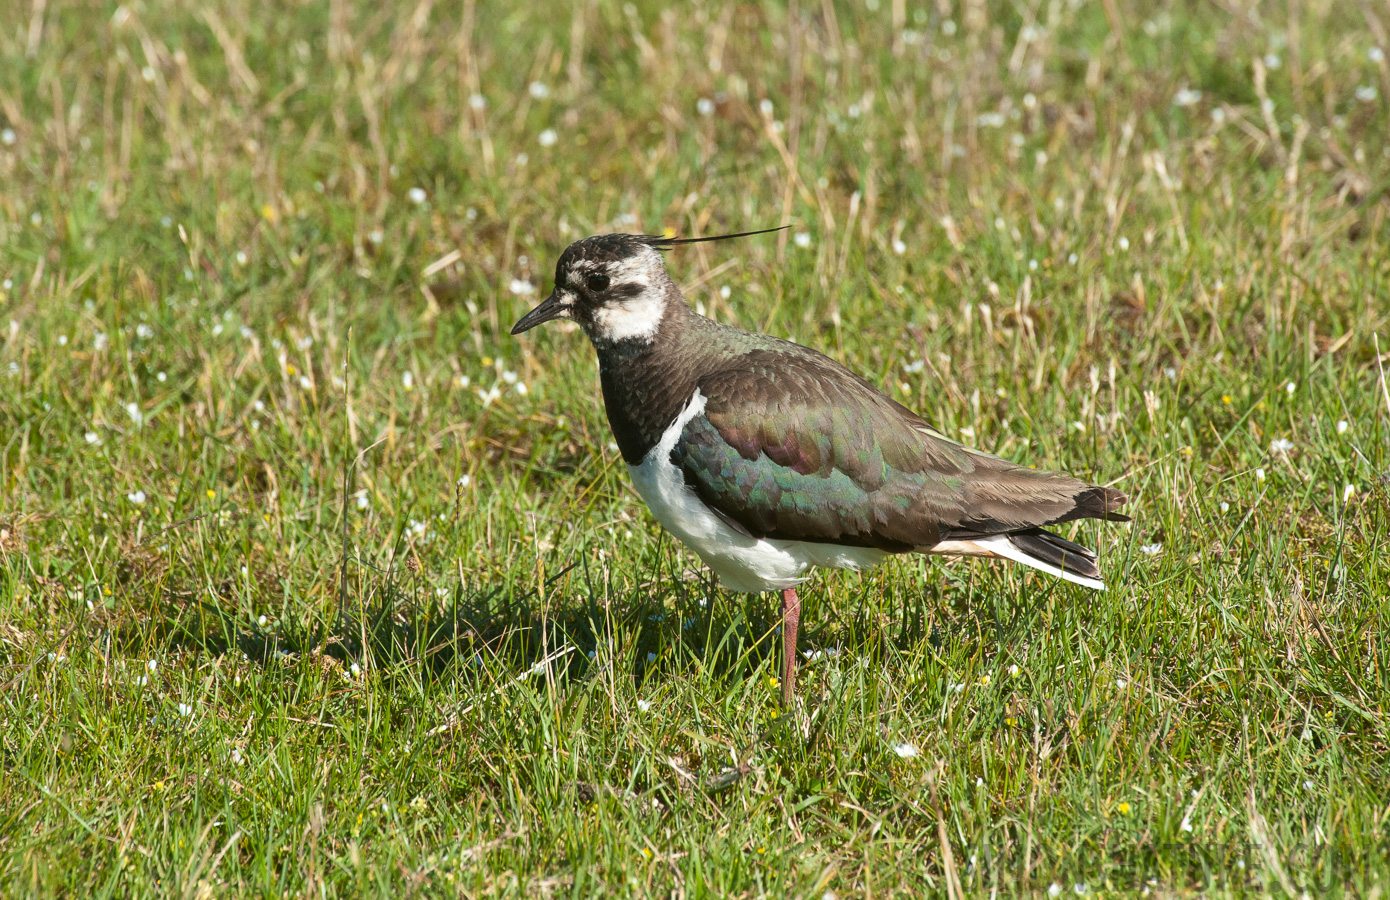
[
  {"left": 579, "top": 245, "right": 669, "bottom": 344},
  {"left": 590, "top": 291, "right": 665, "bottom": 343}
]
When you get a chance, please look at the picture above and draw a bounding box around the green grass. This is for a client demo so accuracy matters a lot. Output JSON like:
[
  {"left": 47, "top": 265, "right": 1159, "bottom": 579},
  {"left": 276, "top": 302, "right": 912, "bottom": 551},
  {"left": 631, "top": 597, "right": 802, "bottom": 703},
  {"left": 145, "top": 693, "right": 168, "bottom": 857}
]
[{"left": 2, "top": 0, "right": 1389, "bottom": 895}]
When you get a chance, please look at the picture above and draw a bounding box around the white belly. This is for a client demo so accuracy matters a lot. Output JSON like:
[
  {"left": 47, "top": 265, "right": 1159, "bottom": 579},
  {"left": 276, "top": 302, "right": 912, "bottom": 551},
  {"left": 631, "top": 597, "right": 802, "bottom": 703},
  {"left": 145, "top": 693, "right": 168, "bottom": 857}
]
[{"left": 627, "top": 390, "right": 889, "bottom": 593}]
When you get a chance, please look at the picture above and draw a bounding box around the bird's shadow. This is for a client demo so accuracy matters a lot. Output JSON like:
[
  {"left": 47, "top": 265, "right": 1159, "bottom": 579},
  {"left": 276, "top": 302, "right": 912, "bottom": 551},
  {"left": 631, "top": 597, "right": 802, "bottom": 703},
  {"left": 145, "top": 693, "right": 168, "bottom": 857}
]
[{"left": 140, "top": 549, "right": 1038, "bottom": 694}]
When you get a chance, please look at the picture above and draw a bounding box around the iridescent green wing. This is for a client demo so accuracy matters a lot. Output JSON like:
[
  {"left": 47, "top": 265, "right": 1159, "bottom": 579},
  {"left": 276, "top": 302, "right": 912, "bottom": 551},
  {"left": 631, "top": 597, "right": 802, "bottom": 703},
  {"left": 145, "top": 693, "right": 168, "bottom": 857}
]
[{"left": 673, "top": 349, "right": 1119, "bottom": 548}]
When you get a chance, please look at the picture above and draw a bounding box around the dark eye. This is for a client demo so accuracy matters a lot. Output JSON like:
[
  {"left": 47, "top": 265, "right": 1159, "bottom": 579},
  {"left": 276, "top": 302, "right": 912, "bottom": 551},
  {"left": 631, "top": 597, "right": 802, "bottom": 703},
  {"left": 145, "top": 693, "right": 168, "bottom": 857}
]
[{"left": 586, "top": 273, "right": 610, "bottom": 292}]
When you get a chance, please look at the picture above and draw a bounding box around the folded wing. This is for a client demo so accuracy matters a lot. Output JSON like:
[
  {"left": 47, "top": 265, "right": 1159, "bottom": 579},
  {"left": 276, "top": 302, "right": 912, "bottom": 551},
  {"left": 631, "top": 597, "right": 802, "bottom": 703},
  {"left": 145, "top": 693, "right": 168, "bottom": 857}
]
[{"left": 670, "top": 348, "right": 1126, "bottom": 552}]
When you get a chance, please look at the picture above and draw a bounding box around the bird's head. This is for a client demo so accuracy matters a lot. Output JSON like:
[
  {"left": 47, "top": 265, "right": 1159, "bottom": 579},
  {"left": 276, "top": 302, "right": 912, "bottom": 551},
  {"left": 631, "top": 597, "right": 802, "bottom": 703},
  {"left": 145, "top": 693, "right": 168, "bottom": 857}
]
[
  {"left": 510, "top": 233, "right": 675, "bottom": 347},
  {"left": 510, "top": 227, "right": 786, "bottom": 348}
]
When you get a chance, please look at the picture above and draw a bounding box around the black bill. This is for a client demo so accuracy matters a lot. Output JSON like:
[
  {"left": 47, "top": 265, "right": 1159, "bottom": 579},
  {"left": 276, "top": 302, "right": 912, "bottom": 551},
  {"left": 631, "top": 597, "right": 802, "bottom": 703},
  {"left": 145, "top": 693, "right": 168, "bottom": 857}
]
[{"left": 510, "top": 292, "right": 567, "bottom": 335}]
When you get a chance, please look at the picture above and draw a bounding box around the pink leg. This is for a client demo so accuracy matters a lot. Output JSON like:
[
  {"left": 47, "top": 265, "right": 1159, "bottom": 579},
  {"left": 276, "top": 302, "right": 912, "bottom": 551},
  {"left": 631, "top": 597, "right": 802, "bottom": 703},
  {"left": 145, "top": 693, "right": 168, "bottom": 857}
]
[{"left": 780, "top": 587, "right": 801, "bottom": 707}]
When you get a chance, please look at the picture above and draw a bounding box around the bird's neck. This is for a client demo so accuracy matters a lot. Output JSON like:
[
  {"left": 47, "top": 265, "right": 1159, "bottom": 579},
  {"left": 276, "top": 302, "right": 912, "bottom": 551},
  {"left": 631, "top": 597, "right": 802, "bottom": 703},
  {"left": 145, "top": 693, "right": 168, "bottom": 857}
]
[{"left": 593, "top": 301, "right": 709, "bottom": 465}]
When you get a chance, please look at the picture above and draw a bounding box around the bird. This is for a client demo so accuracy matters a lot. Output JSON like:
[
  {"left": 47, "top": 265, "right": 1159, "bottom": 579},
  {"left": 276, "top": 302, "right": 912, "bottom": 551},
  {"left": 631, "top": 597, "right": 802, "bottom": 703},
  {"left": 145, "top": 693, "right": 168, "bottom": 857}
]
[{"left": 511, "top": 228, "right": 1128, "bottom": 707}]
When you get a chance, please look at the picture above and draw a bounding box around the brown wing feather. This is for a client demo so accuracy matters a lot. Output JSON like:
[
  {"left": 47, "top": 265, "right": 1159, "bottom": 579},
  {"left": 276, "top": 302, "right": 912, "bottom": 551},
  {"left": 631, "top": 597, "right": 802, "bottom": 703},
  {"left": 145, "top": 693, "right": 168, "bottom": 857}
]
[{"left": 684, "top": 344, "right": 1126, "bottom": 548}]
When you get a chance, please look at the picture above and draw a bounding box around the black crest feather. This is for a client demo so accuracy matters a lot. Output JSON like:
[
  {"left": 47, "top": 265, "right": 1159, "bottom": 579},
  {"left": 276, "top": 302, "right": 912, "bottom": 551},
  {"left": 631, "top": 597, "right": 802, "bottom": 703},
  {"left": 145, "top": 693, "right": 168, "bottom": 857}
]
[{"left": 639, "top": 225, "right": 789, "bottom": 250}]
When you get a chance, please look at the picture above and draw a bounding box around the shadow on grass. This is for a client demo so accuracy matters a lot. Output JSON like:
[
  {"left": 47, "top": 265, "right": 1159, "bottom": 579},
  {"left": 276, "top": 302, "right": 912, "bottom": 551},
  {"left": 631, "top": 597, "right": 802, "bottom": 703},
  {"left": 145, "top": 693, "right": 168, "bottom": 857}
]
[{"left": 139, "top": 549, "right": 1030, "bottom": 693}]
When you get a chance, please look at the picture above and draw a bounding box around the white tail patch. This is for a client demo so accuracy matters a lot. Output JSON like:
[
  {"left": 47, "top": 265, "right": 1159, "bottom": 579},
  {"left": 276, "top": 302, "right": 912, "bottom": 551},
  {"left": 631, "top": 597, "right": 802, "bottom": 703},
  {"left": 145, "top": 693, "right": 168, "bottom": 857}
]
[{"left": 928, "top": 535, "right": 1105, "bottom": 591}]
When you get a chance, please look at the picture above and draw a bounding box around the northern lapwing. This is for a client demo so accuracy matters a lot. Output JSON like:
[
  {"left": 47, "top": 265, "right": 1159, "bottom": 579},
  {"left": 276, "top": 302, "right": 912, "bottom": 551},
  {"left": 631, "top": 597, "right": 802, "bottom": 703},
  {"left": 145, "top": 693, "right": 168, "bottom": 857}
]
[{"left": 512, "top": 229, "right": 1128, "bottom": 706}]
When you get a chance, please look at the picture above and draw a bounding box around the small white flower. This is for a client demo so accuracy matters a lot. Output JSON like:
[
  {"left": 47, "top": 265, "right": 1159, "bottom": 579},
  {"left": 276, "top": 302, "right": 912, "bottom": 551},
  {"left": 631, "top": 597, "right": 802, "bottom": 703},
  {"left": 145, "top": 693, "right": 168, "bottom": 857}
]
[
  {"left": 1164, "top": 367, "right": 1177, "bottom": 380},
  {"left": 1220, "top": 501, "right": 1230, "bottom": 513},
  {"left": 57, "top": 334, "right": 68, "bottom": 345},
  {"left": 136, "top": 675, "right": 148, "bottom": 687},
  {"left": 136, "top": 323, "right": 153, "bottom": 339},
  {"left": 528, "top": 81, "right": 549, "bottom": 99},
  {"left": 501, "top": 370, "right": 518, "bottom": 385},
  {"left": 1285, "top": 380, "right": 1296, "bottom": 395},
  {"left": 1068, "top": 252, "right": 1079, "bottom": 264},
  {"left": 298, "top": 375, "right": 312, "bottom": 390},
  {"left": 350, "top": 662, "right": 362, "bottom": 676},
  {"left": 975, "top": 777, "right": 984, "bottom": 787},
  {"left": 178, "top": 703, "right": 193, "bottom": 717},
  {"left": 402, "top": 370, "right": 414, "bottom": 390},
  {"left": 1008, "top": 664, "right": 1020, "bottom": 677},
  {"left": 514, "top": 382, "right": 528, "bottom": 395},
  {"left": 1270, "top": 438, "right": 1294, "bottom": 453},
  {"left": 636, "top": 699, "right": 651, "bottom": 712},
  {"left": 759, "top": 98, "right": 774, "bottom": 116},
  {"left": 85, "top": 431, "right": 101, "bottom": 445},
  {"left": 1263, "top": 53, "right": 1282, "bottom": 69},
  {"left": 212, "top": 323, "right": 223, "bottom": 336},
  {"left": 1303, "top": 779, "right": 1314, "bottom": 790},
  {"left": 1118, "top": 236, "right": 1130, "bottom": 251},
  {"left": 235, "top": 250, "right": 248, "bottom": 265},
  {"left": 1343, "top": 484, "right": 1357, "bottom": 503},
  {"left": 257, "top": 615, "right": 268, "bottom": 627},
  {"left": 456, "top": 374, "right": 471, "bottom": 389},
  {"left": 0, "top": 128, "right": 14, "bottom": 145},
  {"left": 941, "top": 18, "right": 957, "bottom": 35},
  {"left": 468, "top": 93, "right": 486, "bottom": 110},
  {"left": 127, "top": 490, "right": 146, "bottom": 504},
  {"left": 1336, "top": 420, "right": 1349, "bottom": 435},
  {"left": 1181, "top": 816, "right": 1193, "bottom": 832},
  {"left": 231, "top": 747, "right": 244, "bottom": 765},
  {"left": 1211, "top": 107, "right": 1226, "bottom": 124},
  {"left": 719, "top": 285, "right": 731, "bottom": 299},
  {"left": 1174, "top": 87, "right": 1203, "bottom": 107},
  {"left": 793, "top": 232, "right": 811, "bottom": 248},
  {"left": 892, "top": 239, "right": 906, "bottom": 255},
  {"left": 1048, "top": 885, "right": 1062, "bottom": 897},
  {"left": 696, "top": 98, "right": 714, "bottom": 116},
  {"left": 1074, "top": 883, "right": 1087, "bottom": 895},
  {"left": 891, "top": 742, "right": 918, "bottom": 758},
  {"left": 538, "top": 128, "right": 558, "bottom": 147},
  {"left": 156, "top": 371, "right": 167, "bottom": 382},
  {"left": 147, "top": 659, "right": 158, "bottom": 672},
  {"left": 457, "top": 474, "right": 472, "bottom": 489},
  {"left": 1255, "top": 467, "right": 1266, "bottom": 482},
  {"left": 1115, "top": 679, "right": 1128, "bottom": 689},
  {"left": 368, "top": 229, "right": 384, "bottom": 245},
  {"left": 1370, "top": 47, "right": 1385, "bottom": 63},
  {"left": 509, "top": 278, "right": 535, "bottom": 295},
  {"left": 1139, "top": 543, "right": 1162, "bottom": 556},
  {"left": 408, "top": 187, "right": 427, "bottom": 205},
  {"left": 94, "top": 332, "right": 109, "bottom": 351}
]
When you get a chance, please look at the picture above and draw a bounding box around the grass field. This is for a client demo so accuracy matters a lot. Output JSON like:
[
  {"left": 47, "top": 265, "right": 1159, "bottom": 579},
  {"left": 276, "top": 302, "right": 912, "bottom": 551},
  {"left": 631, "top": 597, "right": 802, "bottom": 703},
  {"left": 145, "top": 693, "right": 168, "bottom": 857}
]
[{"left": 2, "top": 0, "right": 1389, "bottom": 895}]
